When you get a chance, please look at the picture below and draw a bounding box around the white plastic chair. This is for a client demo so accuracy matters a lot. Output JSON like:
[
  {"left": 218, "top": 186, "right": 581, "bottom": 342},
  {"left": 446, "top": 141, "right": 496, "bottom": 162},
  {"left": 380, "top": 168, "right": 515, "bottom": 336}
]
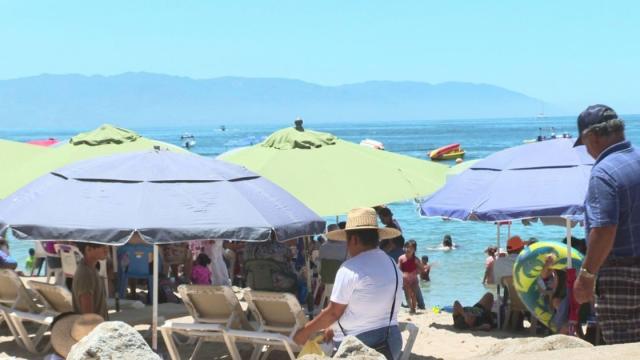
[{"left": 55, "top": 244, "right": 83, "bottom": 286}]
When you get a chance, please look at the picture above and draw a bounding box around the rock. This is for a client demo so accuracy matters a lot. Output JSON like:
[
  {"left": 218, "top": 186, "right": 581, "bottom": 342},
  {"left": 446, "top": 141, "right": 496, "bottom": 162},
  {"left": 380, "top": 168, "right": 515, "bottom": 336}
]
[
  {"left": 67, "top": 321, "right": 160, "bottom": 360},
  {"left": 482, "top": 335, "right": 592, "bottom": 356},
  {"left": 333, "top": 336, "right": 386, "bottom": 359}
]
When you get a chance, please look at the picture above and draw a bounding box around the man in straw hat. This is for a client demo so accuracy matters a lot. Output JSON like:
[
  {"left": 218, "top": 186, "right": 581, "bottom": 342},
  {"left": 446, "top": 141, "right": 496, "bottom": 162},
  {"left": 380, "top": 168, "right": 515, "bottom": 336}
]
[
  {"left": 50, "top": 313, "right": 103, "bottom": 358},
  {"left": 294, "top": 208, "right": 403, "bottom": 360}
]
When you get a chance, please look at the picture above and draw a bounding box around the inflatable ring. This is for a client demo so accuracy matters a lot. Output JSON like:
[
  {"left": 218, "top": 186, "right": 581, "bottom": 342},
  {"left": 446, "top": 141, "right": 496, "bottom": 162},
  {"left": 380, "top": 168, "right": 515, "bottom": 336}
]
[{"left": 513, "top": 241, "right": 584, "bottom": 331}]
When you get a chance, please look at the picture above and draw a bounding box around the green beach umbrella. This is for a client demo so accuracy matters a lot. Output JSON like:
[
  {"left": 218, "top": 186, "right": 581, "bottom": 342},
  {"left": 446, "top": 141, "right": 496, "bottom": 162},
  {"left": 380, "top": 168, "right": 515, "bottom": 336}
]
[
  {"left": 0, "top": 124, "right": 185, "bottom": 199},
  {"left": 0, "top": 140, "right": 54, "bottom": 199},
  {"left": 220, "top": 120, "right": 448, "bottom": 216},
  {"left": 447, "top": 159, "right": 481, "bottom": 177}
]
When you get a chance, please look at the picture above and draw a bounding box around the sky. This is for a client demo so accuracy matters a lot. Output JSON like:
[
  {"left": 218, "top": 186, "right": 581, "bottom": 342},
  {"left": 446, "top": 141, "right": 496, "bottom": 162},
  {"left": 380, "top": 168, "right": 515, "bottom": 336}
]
[{"left": 1, "top": 0, "right": 639, "bottom": 114}]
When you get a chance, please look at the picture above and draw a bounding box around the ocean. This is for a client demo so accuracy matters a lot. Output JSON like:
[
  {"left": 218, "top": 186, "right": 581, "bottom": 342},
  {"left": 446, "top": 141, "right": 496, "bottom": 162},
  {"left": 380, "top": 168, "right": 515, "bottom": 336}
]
[{"left": 4, "top": 114, "right": 640, "bottom": 308}]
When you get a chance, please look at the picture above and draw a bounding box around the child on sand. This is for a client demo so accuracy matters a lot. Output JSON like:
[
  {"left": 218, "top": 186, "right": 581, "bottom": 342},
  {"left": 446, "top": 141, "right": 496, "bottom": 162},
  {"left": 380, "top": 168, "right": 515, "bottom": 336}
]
[
  {"left": 191, "top": 253, "right": 212, "bottom": 285},
  {"left": 398, "top": 239, "right": 423, "bottom": 314}
]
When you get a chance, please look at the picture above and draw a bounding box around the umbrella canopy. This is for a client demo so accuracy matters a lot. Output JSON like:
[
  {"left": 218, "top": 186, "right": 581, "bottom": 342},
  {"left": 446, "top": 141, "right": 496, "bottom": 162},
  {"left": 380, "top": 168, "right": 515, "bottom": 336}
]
[
  {"left": 420, "top": 139, "right": 594, "bottom": 221},
  {"left": 0, "top": 150, "right": 326, "bottom": 244},
  {"left": 0, "top": 124, "right": 184, "bottom": 199},
  {"left": 0, "top": 139, "right": 54, "bottom": 197},
  {"left": 219, "top": 121, "right": 448, "bottom": 216},
  {"left": 447, "top": 159, "right": 480, "bottom": 178}
]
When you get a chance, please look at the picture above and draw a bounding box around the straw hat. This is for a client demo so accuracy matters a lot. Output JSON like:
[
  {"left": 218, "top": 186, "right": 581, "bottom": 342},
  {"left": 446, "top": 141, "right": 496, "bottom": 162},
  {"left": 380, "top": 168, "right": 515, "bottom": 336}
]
[
  {"left": 327, "top": 208, "right": 401, "bottom": 241},
  {"left": 51, "top": 313, "right": 104, "bottom": 357}
]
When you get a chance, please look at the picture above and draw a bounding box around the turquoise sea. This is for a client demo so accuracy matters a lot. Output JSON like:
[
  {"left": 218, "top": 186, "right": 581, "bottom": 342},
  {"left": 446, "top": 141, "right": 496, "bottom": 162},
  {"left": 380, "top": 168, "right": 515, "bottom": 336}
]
[{"left": 4, "top": 115, "right": 640, "bottom": 307}]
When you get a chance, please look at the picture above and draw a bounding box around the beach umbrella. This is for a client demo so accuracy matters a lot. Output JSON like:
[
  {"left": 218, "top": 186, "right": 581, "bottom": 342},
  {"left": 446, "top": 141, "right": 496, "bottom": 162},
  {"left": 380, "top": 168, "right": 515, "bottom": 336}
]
[
  {"left": 0, "top": 139, "right": 54, "bottom": 198},
  {"left": 420, "top": 138, "right": 593, "bottom": 222},
  {"left": 446, "top": 159, "right": 480, "bottom": 179},
  {"left": 420, "top": 138, "right": 592, "bottom": 331},
  {"left": 0, "top": 149, "right": 326, "bottom": 349},
  {"left": 0, "top": 124, "right": 185, "bottom": 199},
  {"left": 219, "top": 120, "right": 448, "bottom": 216}
]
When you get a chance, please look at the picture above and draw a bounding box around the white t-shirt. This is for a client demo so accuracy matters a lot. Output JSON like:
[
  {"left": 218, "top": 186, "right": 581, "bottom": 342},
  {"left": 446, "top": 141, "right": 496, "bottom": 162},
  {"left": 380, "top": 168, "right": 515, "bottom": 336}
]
[
  {"left": 493, "top": 254, "right": 518, "bottom": 284},
  {"left": 330, "top": 248, "right": 403, "bottom": 341}
]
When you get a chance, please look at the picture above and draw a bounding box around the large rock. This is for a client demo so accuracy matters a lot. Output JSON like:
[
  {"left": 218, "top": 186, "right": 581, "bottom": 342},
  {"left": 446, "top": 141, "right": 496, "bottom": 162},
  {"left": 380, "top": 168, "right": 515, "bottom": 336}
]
[
  {"left": 481, "top": 335, "right": 593, "bottom": 356},
  {"left": 333, "top": 336, "right": 386, "bottom": 359},
  {"left": 298, "top": 336, "right": 385, "bottom": 359},
  {"left": 67, "top": 321, "right": 160, "bottom": 360}
]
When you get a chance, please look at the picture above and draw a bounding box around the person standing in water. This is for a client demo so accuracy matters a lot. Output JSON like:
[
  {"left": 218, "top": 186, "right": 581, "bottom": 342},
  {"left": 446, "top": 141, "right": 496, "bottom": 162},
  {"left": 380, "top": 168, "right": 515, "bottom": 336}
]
[{"left": 398, "top": 240, "right": 423, "bottom": 314}]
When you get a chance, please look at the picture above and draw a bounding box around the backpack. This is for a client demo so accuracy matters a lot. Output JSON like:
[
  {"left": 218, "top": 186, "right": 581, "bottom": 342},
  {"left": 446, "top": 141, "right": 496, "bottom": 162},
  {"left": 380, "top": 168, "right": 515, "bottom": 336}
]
[{"left": 244, "top": 259, "right": 297, "bottom": 294}]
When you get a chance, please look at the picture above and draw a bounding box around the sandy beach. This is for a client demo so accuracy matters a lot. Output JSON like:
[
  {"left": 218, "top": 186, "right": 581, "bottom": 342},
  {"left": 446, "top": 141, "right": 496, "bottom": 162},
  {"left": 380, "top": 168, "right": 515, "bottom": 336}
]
[{"left": 2, "top": 306, "right": 638, "bottom": 360}]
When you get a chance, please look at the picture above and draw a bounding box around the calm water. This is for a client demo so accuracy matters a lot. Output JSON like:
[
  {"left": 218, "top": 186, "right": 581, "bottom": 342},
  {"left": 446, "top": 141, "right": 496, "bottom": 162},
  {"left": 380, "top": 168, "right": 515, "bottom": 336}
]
[{"left": 4, "top": 115, "right": 640, "bottom": 307}]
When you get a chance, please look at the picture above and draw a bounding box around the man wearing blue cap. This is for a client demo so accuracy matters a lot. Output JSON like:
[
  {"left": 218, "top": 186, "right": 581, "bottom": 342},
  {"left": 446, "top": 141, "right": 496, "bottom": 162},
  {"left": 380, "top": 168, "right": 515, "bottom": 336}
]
[{"left": 573, "top": 104, "right": 640, "bottom": 344}]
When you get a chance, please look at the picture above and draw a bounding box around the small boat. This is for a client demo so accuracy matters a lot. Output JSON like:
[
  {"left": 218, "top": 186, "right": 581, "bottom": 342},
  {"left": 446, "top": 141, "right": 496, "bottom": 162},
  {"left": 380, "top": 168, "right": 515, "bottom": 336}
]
[
  {"left": 429, "top": 143, "right": 465, "bottom": 161},
  {"left": 360, "top": 139, "right": 385, "bottom": 150},
  {"left": 180, "top": 133, "right": 195, "bottom": 140},
  {"left": 183, "top": 139, "right": 196, "bottom": 149},
  {"left": 220, "top": 125, "right": 226, "bottom": 132},
  {"left": 523, "top": 128, "right": 573, "bottom": 143},
  {"left": 27, "top": 138, "right": 59, "bottom": 147}
]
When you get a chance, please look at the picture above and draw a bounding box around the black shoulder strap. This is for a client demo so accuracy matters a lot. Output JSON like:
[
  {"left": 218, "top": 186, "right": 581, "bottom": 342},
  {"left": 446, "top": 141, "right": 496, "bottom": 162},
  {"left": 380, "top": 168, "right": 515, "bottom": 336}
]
[{"left": 337, "top": 255, "right": 399, "bottom": 337}]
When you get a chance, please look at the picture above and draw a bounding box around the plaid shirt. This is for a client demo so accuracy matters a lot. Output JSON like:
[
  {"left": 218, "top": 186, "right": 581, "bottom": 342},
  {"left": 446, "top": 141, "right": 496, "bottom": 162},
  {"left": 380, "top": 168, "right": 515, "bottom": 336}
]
[{"left": 585, "top": 141, "right": 640, "bottom": 258}]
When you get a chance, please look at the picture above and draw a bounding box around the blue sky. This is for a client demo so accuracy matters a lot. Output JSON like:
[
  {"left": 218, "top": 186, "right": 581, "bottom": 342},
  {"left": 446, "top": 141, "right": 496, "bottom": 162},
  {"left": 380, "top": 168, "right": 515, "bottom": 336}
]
[{"left": 1, "top": 1, "right": 638, "bottom": 113}]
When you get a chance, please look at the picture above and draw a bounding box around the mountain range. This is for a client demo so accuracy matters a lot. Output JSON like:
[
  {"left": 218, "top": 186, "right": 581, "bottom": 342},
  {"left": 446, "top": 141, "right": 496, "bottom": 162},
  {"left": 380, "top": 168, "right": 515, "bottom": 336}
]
[{"left": 0, "top": 73, "right": 556, "bottom": 129}]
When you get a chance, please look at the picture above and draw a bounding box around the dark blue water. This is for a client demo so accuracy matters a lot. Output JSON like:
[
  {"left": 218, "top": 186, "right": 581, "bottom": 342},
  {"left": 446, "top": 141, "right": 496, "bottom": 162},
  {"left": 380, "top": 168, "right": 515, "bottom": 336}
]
[{"left": 4, "top": 115, "right": 639, "bottom": 307}]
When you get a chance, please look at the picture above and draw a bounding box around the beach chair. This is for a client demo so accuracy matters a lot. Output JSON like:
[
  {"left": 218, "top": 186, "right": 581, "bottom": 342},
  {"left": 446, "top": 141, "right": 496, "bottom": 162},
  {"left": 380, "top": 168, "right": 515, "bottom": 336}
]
[
  {"left": 0, "top": 270, "right": 52, "bottom": 355},
  {"left": 28, "top": 280, "right": 74, "bottom": 314},
  {"left": 501, "top": 276, "right": 537, "bottom": 333},
  {"left": 30, "top": 241, "right": 49, "bottom": 276},
  {"left": 398, "top": 322, "right": 419, "bottom": 360},
  {"left": 160, "top": 285, "right": 252, "bottom": 360},
  {"left": 55, "top": 243, "right": 83, "bottom": 288},
  {"left": 226, "top": 290, "right": 307, "bottom": 360}
]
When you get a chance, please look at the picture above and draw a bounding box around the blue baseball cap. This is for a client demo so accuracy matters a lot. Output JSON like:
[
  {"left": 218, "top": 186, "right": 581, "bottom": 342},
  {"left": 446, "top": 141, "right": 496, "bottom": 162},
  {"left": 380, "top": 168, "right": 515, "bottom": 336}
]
[{"left": 574, "top": 104, "right": 618, "bottom": 147}]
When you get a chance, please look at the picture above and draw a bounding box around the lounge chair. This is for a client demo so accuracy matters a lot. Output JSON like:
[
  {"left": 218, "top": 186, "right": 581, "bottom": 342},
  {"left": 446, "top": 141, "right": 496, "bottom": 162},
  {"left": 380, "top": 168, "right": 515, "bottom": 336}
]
[
  {"left": 225, "top": 290, "right": 307, "bottom": 360},
  {"left": 398, "top": 322, "right": 419, "bottom": 360},
  {"left": 0, "top": 269, "right": 52, "bottom": 355},
  {"left": 28, "top": 280, "right": 74, "bottom": 314},
  {"left": 160, "top": 285, "right": 252, "bottom": 360}
]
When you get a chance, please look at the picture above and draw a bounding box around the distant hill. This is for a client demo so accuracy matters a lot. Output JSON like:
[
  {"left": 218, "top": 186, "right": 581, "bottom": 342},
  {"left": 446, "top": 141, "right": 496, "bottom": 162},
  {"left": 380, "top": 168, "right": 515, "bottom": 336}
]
[{"left": 0, "top": 73, "right": 557, "bottom": 128}]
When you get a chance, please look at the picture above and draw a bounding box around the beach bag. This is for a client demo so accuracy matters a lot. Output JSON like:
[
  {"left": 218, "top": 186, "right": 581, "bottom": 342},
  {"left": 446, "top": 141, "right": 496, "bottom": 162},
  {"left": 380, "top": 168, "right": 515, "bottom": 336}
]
[
  {"left": 244, "top": 259, "right": 297, "bottom": 293},
  {"left": 297, "top": 335, "right": 326, "bottom": 358}
]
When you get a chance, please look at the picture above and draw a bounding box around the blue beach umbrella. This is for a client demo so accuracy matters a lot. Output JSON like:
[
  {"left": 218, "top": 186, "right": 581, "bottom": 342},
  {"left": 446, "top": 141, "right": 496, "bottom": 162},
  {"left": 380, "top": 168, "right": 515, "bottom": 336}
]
[
  {"left": 420, "top": 138, "right": 593, "bottom": 331},
  {"left": 420, "top": 138, "right": 593, "bottom": 221},
  {"left": 0, "top": 149, "right": 325, "bottom": 349}
]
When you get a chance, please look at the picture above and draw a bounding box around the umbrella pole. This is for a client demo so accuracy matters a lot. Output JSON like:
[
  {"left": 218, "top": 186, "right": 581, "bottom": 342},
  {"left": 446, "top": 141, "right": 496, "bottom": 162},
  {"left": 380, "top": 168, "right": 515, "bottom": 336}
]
[
  {"left": 566, "top": 218, "right": 573, "bottom": 269},
  {"left": 152, "top": 244, "right": 159, "bottom": 351},
  {"left": 112, "top": 246, "right": 120, "bottom": 312},
  {"left": 496, "top": 223, "right": 501, "bottom": 329},
  {"left": 305, "top": 236, "right": 314, "bottom": 317}
]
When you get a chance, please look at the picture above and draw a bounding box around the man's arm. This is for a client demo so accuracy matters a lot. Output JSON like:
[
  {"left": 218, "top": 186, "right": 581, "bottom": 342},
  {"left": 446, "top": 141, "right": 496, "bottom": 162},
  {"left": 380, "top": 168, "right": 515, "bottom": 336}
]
[
  {"left": 574, "top": 225, "right": 617, "bottom": 303},
  {"left": 293, "top": 301, "right": 347, "bottom": 345},
  {"left": 77, "top": 292, "right": 95, "bottom": 314}
]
